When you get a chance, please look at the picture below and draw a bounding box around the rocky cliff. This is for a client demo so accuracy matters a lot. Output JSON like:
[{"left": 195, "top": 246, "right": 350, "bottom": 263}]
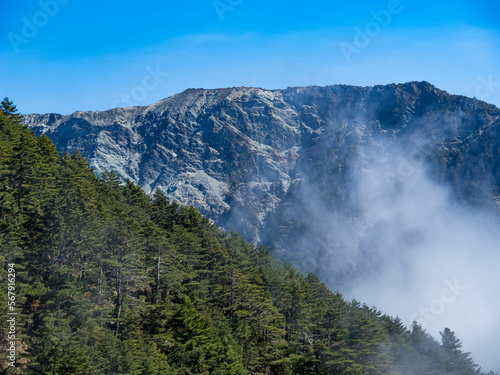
[{"left": 24, "top": 82, "right": 500, "bottom": 284}]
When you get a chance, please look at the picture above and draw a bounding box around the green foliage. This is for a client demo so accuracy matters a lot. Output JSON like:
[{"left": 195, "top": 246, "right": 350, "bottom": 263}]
[
  {"left": 1, "top": 97, "right": 23, "bottom": 126},
  {"left": 0, "top": 100, "right": 494, "bottom": 374},
  {"left": 440, "top": 328, "right": 479, "bottom": 374}
]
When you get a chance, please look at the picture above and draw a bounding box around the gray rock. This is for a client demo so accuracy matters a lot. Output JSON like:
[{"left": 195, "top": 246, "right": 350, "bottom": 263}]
[{"left": 24, "top": 82, "right": 500, "bottom": 284}]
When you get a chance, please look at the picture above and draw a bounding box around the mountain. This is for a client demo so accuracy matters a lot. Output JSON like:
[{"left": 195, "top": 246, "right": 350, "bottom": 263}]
[
  {"left": 2, "top": 99, "right": 494, "bottom": 374},
  {"left": 23, "top": 82, "right": 500, "bottom": 285}
]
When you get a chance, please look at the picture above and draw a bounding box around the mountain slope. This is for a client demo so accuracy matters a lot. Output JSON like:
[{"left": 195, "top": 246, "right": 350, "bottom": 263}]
[
  {"left": 2, "top": 100, "right": 495, "bottom": 374},
  {"left": 23, "top": 82, "right": 500, "bottom": 278}
]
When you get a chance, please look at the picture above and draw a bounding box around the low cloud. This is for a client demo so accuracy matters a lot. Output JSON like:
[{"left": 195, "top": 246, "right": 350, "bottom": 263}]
[{"left": 327, "top": 133, "right": 500, "bottom": 372}]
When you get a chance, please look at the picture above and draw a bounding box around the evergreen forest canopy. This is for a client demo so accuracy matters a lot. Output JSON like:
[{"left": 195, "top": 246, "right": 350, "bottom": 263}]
[{"left": 0, "top": 97, "right": 497, "bottom": 374}]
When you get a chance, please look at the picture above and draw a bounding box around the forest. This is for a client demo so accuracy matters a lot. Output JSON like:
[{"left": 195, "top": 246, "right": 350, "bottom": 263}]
[{"left": 0, "top": 97, "right": 496, "bottom": 374}]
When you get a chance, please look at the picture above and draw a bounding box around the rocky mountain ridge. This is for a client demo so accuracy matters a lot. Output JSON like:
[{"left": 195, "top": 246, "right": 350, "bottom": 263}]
[{"left": 24, "top": 82, "right": 500, "bottom": 281}]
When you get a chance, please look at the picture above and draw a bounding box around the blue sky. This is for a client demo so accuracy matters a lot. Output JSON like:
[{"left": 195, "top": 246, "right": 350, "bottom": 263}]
[{"left": 1, "top": 0, "right": 499, "bottom": 114}]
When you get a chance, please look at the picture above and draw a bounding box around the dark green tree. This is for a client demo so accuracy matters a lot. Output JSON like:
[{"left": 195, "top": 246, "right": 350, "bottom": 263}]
[
  {"left": 440, "top": 327, "right": 478, "bottom": 374},
  {"left": 1, "top": 97, "right": 23, "bottom": 125}
]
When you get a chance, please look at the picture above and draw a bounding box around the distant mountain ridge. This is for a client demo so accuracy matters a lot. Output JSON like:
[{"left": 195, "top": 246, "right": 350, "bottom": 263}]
[{"left": 24, "top": 82, "right": 500, "bottom": 282}]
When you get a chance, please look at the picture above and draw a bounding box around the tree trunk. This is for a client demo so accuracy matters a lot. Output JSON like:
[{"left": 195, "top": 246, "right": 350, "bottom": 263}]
[
  {"left": 230, "top": 269, "right": 234, "bottom": 322},
  {"left": 155, "top": 246, "right": 161, "bottom": 304},
  {"left": 115, "top": 269, "right": 121, "bottom": 337}
]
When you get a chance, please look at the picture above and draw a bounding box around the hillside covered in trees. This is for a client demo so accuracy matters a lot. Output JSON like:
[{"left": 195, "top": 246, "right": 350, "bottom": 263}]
[{"left": 1, "top": 98, "right": 495, "bottom": 374}]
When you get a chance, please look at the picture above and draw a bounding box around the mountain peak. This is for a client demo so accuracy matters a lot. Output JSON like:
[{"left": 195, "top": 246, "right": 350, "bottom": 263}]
[{"left": 24, "top": 83, "right": 500, "bottom": 253}]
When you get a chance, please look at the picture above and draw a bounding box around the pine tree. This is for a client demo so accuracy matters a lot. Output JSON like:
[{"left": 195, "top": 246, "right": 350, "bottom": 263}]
[
  {"left": 1, "top": 97, "right": 23, "bottom": 125},
  {"left": 440, "top": 327, "right": 478, "bottom": 374}
]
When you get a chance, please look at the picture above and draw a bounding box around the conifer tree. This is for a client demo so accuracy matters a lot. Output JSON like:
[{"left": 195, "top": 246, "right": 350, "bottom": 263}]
[
  {"left": 440, "top": 327, "right": 478, "bottom": 374},
  {"left": 1, "top": 97, "right": 23, "bottom": 125}
]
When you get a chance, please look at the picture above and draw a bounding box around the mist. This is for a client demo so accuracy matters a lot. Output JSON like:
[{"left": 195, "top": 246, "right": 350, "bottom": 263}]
[{"left": 314, "top": 127, "right": 500, "bottom": 372}]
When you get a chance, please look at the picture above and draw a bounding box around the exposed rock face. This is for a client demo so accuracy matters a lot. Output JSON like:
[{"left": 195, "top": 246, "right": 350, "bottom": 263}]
[
  {"left": 24, "top": 82, "right": 500, "bottom": 283},
  {"left": 25, "top": 87, "right": 318, "bottom": 240}
]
